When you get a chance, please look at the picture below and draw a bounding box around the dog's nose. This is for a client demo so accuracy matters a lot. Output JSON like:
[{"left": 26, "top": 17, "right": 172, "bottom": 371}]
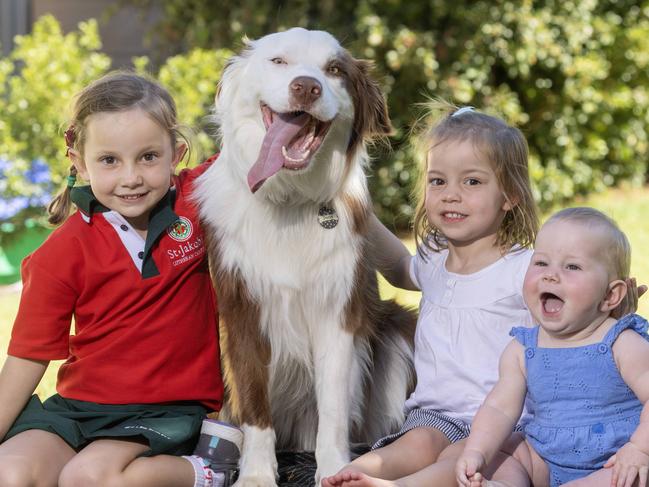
[{"left": 289, "top": 76, "right": 322, "bottom": 108}]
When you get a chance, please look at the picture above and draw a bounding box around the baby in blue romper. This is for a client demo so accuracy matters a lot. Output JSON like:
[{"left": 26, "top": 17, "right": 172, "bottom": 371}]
[{"left": 456, "top": 207, "right": 649, "bottom": 487}]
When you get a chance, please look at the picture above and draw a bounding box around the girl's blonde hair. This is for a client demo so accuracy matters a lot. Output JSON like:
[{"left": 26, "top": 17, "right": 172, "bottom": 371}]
[
  {"left": 48, "top": 71, "right": 190, "bottom": 225},
  {"left": 412, "top": 99, "right": 539, "bottom": 255},
  {"left": 545, "top": 207, "right": 631, "bottom": 279}
]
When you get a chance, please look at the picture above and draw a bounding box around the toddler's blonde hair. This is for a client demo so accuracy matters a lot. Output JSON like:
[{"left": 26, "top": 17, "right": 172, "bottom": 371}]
[{"left": 412, "top": 99, "right": 538, "bottom": 255}]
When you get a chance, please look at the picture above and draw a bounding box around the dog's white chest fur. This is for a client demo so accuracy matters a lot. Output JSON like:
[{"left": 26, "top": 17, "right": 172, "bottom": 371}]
[{"left": 201, "top": 159, "right": 364, "bottom": 362}]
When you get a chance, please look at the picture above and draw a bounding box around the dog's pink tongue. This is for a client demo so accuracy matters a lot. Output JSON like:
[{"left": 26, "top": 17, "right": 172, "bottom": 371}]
[{"left": 248, "top": 112, "right": 310, "bottom": 193}]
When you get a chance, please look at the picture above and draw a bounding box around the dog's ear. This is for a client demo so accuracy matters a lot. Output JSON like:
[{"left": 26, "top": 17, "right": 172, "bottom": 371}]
[
  {"left": 215, "top": 44, "right": 254, "bottom": 110},
  {"left": 215, "top": 57, "right": 237, "bottom": 104},
  {"left": 346, "top": 57, "right": 393, "bottom": 152}
]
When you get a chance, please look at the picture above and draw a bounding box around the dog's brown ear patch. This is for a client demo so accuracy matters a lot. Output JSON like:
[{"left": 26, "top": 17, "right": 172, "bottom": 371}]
[{"left": 343, "top": 54, "right": 393, "bottom": 153}]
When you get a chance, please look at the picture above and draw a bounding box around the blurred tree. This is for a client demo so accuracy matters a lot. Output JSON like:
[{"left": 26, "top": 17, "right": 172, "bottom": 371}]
[
  {"left": 0, "top": 15, "right": 111, "bottom": 242},
  {"left": 0, "top": 16, "right": 111, "bottom": 193},
  {"left": 128, "top": 0, "right": 649, "bottom": 227},
  {"left": 133, "top": 48, "right": 232, "bottom": 162}
]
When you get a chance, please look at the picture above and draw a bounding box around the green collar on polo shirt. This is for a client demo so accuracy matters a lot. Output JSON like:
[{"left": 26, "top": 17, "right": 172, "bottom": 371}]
[
  {"left": 70, "top": 186, "right": 110, "bottom": 215},
  {"left": 71, "top": 186, "right": 179, "bottom": 279}
]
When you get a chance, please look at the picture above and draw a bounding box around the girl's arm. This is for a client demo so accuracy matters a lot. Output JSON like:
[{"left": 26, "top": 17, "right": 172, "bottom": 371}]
[
  {"left": 367, "top": 213, "right": 417, "bottom": 291},
  {"left": 456, "top": 340, "right": 528, "bottom": 486},
  {"left": 0, "top": 356, "right": 48, "bottom": 439},
  {"left": 606, "top": 330, "right": 649, "bottom": 486}
]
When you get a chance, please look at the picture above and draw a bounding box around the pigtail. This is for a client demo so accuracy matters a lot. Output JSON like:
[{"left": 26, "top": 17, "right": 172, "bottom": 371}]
[{"left": 47, "top": 165, "right": 78, "bottom": 225}]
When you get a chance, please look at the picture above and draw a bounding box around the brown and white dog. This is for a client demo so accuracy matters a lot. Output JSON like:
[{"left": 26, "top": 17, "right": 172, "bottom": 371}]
[{"left": 195, "top": 28, "right": 415, "bottom": 486}]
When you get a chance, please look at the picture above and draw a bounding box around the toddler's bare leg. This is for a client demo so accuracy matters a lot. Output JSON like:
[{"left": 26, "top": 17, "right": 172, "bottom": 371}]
[
  {"left": 332, "top": 441, "right": 472, "bottom": 487},
  {"left": 322, "top": 427, "right": 450, "bottom": 485},
  {"left": 0, "top": 429, "right": 76, "bottom": 487},
  {"left": 484, "top": 433, "right": 550, "bottom": 487}
]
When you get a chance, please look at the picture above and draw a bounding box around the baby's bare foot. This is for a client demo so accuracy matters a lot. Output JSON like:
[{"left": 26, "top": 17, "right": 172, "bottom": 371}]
[
  {"left": 321, "top": 477, "right": 342, "bottom": 487},
  {"left": 322, "top": 471, "right": 352, "bottom": 487},
  {"left": 340, "top": 472, "right": 400, "bottom": 487},
  {"left": 322, "top": 468, "right": 369, "bottom": 487},
  {"left": 468, "top": 472, "right": 513, "bottom": 487},
  {"left": 482, "top": 481, "right": 514, "bottom": 487}
]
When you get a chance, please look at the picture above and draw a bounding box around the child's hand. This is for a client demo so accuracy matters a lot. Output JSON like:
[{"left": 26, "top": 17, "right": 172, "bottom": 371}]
[
  {"left": 611, "top": 278, "right": 647, "bottom": 318},
  {"left": 604, "top": 441, "right": 649, "bottom": 487},
  {"left": 456, "top": 449, "right": 487, "bottom": 487}
]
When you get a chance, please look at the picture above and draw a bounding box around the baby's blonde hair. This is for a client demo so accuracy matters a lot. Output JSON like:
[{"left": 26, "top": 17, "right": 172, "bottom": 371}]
[
  {"left": 545, "top": 207, "right": 631, "bottom": 279},
  {"left": 412, "top": 99, "right": 539, "bottom": 255}
]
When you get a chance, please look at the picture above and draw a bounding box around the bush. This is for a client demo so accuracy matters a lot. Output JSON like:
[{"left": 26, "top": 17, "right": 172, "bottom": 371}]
[
  {"left": 4, "top": 6, "right": 649, "bottom": 231},
  {"left": 136, "top": 47, "right": 232, "bottom": 162},
  {"left": 0, "top": 16, "right": 111, "bottom": 243},
  {"left": 126, "top": 0, "right": 649, "bottom": 226}
]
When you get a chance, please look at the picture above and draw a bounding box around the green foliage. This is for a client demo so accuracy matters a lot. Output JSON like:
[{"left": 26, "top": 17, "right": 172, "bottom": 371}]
[
  {"left": 151, "top": 48, "right": 232, "bottom": 162},
  {"left": 126, "top": 0, "right": 649, "bottom": 226},
  {"left": 0, "top": 15, "right": 111, "bottom": 194},
  {"left": 4, "top": 6, "right": 649, "bottom": 229},
  {"left": 0, "top": 16, "right": 111, "bottom": 243}
]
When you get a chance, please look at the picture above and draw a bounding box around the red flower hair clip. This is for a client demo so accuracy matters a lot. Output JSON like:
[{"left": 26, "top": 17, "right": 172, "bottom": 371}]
[{"left": 64, "top": 125, "right": 76, "bottom": 156}]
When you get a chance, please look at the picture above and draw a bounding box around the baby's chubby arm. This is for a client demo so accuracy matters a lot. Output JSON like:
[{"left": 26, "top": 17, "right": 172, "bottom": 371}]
[
  {"left": 456, "top": 340, "right": 528, "bottom": 486},
  {"left": 0, "top": 356, "right": 48, "bottom": 439},
  {"left": 606, "top": 330, "right": 649, "bottom": 487},
  {"left": 367, "top": 213, "right": 418, "bottom": 291}
]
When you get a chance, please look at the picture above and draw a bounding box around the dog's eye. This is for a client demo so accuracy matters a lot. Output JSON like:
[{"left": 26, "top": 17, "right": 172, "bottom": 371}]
[
  {"left": 270, "top": 57, "right": 287, "bottom": 65},
  {"left": 327, "top": 64, "right": 341, "bottom": 76}
]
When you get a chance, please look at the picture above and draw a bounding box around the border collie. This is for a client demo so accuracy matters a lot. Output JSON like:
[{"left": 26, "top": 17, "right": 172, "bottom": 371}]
[{"left": 196, "top": 27, "right": 415, "bottom": 486}]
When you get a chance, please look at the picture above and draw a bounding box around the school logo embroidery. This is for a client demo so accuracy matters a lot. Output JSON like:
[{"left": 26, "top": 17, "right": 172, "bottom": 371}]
[{"left": 167, "top": 216, "right": 193, "bottom": 242}]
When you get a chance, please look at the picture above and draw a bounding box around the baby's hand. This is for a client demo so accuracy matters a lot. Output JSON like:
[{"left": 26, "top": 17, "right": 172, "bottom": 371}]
[
  {"left": 456, "top": 449, "right": 487, "bottom": 487},
  {"left": 604, "top": 441, "right": 649, "bottom": 487}
]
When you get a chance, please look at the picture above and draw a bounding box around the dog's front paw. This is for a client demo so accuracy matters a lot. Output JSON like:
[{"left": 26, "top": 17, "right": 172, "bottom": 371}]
[
  {"left": 236, "top": 425, "right": 278, "bottom": 486},
  {"left": 234, "top": 473, "right": 278, "bottom": 487}
]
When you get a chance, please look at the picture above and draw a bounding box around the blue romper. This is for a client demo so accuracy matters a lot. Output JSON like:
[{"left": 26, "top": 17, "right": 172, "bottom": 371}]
[{"left": 510, "top": 314, "right": 649, "bottom": 486}]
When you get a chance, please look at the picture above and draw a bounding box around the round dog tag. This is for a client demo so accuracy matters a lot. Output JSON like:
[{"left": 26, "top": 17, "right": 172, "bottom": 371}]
[{"left": 318, "top": 205, "right": 339, "bottom": 229}]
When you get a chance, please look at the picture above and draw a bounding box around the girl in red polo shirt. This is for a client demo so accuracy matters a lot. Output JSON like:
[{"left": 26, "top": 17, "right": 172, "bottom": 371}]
[{"left": 0, "top": 72, "right": 239, "bottom": 487}]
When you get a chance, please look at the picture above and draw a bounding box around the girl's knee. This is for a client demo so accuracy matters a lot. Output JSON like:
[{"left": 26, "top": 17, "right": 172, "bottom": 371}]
[
  {"left": 404, "top": 426, "right": 450, "bottom": 452},
  {"left": 59, "top": 460, "right": 98, "bottom": 487},
  {"left": 0, "top": 459, "right": 41, "bottom": 487},
  {"left": 58, "top": 459, "right": 123, "bottom": 487}
]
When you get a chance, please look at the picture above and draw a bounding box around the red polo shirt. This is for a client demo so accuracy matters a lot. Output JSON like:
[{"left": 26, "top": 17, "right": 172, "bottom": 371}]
[{"left": 9, "top": 160, "right": 223, "bottom": 410}]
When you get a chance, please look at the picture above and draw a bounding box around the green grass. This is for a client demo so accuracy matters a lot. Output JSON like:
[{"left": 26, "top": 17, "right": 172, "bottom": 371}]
[{"left": 1, "top": 186, "right": 648, "bottom": 399}]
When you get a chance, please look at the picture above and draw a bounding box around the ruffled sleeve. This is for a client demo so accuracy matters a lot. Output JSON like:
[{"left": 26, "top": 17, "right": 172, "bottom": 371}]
[
  {"left": 603, "top": 313, "right": 649, "bottom": 347},
  {"left": 510, "top": 325, "right": 538, "bottom": 348}
]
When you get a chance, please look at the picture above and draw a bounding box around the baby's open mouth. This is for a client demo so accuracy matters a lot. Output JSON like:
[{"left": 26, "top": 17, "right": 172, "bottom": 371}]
[{"left": 541, "top": 292, "right": 564, "bottom": 314}]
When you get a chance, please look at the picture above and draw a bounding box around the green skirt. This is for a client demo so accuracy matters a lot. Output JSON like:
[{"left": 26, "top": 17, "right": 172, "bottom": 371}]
[{"left": 4, "top": 394, "right": 207, "bottom": 456}]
